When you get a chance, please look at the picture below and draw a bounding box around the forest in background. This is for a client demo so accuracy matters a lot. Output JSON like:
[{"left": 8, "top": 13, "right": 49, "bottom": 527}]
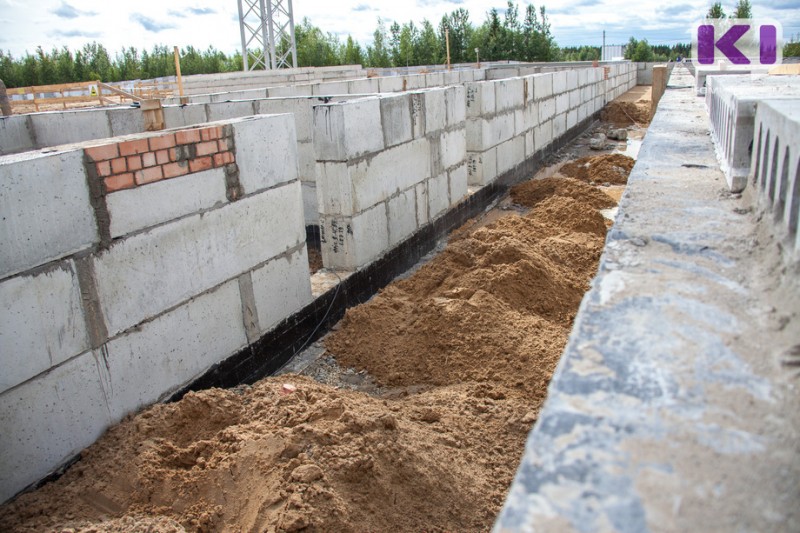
[{"left": 3, "top": 0, "right": 793, "bottom": 89}]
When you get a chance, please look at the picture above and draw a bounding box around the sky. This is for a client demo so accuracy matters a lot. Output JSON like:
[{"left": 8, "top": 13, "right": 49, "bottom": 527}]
[{"left": 1, "top": 0, "right": 799, "bottom": 59}]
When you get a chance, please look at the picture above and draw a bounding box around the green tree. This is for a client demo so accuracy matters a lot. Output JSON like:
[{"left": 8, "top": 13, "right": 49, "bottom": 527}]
[
  {"left": 366, "top": 19, "right": 392, "bottom": 68},
  {"left": 342, "top": 36, "right": 364, "bottom": 65},
  {"left": 439, "top": 8, "right": 472, "bottom": 64},
  {"left": 707, "top": 2, "right": 726, "bottom": 18},
  {"left": 414, "top": 20, "right": 440, "bottom": 65},
  {"left": 732, "top": 0, "right": 752, "bottom": 18}
]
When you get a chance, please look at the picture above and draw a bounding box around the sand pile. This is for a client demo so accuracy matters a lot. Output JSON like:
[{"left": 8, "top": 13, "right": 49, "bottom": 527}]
[
  {"left": 1, "top": 176, "right": 615, "bottom": 532},
  {"left": 601, "top": 100, "right": 651, "bottom": 126},
  {"left": 509, "top": 176, "right": 617, "bottom": 210},
  {"left": 559, "top": 153, "right": 635, "bottom": 185}
]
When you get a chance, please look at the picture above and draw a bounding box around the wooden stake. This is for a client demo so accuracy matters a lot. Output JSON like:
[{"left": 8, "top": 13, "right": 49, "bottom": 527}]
[
  {"left": 445, "top": 29, "right": 451, "bottom": 71},
  {"left": 173, "top": 46, "right": 185, "bottom": 102}
]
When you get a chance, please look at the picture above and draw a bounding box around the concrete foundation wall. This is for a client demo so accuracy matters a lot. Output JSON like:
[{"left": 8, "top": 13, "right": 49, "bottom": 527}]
[
  {"left": 465, "top": 64, "right": 637, "bottom": 187},
  {"left": 313, "top": 87, "right": 468, "bottom": 270},
  {"left": 0, "top": 116, "right": 312, "bottom": 503}
]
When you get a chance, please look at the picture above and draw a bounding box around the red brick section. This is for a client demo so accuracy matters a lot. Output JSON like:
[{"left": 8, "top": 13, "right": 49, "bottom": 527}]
[{"left": 84, "top": 125, "right": 235, "bottom": 194}]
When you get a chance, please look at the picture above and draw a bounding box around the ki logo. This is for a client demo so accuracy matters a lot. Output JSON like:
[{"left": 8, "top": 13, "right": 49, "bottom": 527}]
[{"left": 693, "top": 19, "right": 782, "bottom": 66}]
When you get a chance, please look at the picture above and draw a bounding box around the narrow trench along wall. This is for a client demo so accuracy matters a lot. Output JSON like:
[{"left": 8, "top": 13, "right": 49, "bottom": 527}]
[{"left": 0, "top": 116, "right": 311, "bottom": 503}]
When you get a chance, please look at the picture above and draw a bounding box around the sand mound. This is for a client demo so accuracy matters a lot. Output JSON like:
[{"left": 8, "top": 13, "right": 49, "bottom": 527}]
[
  {"left": 1, "top": 174, "right": 615, "bottom": 532},
  {"left": 510, "top": 176, "right": 617, "bottom": 210},
  {"left": 601, "top": 100, "right": 651, "bottom": 126},
  {"left": 559, "top": 153, "right": 635, "bottom": 185}
]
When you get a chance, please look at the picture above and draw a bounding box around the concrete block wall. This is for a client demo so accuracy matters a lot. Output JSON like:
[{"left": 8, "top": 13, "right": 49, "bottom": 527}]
[
  {"left": 313, "top": 87, "right": 468, "bottom": 270},
  {"left": 750, "top": 99, "right": 800, "bottom": 257},
  {"left": 706, "top": 75, "right": 800, "bottom": 192},
  {"left": 464, "top": 64, "right": 636, "bottom": 186},
  {"left": 177, "top": 64, "right": 366, "bottom": 95},
  {"left": 0, "top": 115, "right": 312, "bottom": 503}
]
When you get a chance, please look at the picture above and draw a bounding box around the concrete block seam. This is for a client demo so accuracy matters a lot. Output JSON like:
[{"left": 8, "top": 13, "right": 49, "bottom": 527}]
[
  {"left": 237, "top": 272, "right": 262, "bottom": 344},
  {"left": 74, "top": 256, "right": 109, "bottom": 350}
]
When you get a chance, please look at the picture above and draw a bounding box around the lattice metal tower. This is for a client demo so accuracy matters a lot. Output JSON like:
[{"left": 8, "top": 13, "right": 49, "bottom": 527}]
[{"left": 237, "top": 0, "right": 297, "bottom": 71}]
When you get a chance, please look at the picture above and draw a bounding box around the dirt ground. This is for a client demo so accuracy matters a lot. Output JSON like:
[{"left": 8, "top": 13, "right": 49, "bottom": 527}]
[
  {"left": 0, "top": 99, "right": 645, "bottom": 532},
  {"left": 600, "top": 86, "right": 652, "bottom": 126}
]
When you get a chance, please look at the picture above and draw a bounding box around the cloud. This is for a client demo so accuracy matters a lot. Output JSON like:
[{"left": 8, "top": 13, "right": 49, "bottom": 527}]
[
  {"left": 51, "top": 29, "right": 102, "bottom": 38},
  {"left": 353, "top": 4, "right": 375, "bottom": 11},
  {"left": 167, "top": 9, "right": 186, "bottom": 18},
  {"left": 657, "top": 4, "right": 696, "bottom": 17},
  {"left": 130, "top": 13, "right": 176, "bottom": 32},
  {"left": 53, "top": 1, "right": 97, "bottom": 19},
  {"left": 548, "top": 0, "right": 594, "bottom": 15},
  {"left": 188, "top": 7, "right": 216, "bottom": 15}
]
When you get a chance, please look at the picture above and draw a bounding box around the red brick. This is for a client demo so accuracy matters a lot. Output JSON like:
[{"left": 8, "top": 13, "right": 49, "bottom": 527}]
[
  {"left": 104, "top": 173, "right": 135, "bottom": 192},
  {"left": 223, "top": 152, "right": 235, "bottom": 164},
  {"left": 85, "top": 144, "right": 118, "bottom": 162},
  {"left": 141, "top": 152, "right": 157, "bottom": 167},
  {"left": 126, "top": 155, "right": 143, "bottom": 171},
  {"left": 118, "top": 138, "right": 150, "bottom": 156},
  {"left": 110, "top": 157, "right": 127, "bottom": 174},
  {"left": 155, "top": 149, "right": 170, "bottom": 165},
  {"left": 169, "top": 148, "right": 180, "bottom": 162},
  {"left": 95, "top": 161, "right": 112, "bottom": 177},
  {"left": 149, "top": 134, "right": 176, "bottom": 151},
  {"left": 162, "top": 161, "right": 189, "bottom": 179},
  {"left": 196, "top": 140, "right": 219, "bottom": 157},
  {"left": 200, "top": 127, "right": 221, "bottom": 141},
  {"left": 214, "top": 151, "right": 235, "bottom": 167},
  {"left": 134, "top": 166, "right": 164, "bottom": 185},
  {"left": 189, "top": 156, "right": 213, "bottom": 173},
  {"left": 175, "top": 129, "right": 202, "bottom": 145}
]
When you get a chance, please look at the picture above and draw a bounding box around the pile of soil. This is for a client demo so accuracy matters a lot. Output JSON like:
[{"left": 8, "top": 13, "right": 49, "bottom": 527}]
[
  {"left": 1, "top": 178, "right": 615, "bottom": 532},
  {"left": 509, "top": 176, "right": 617, "bottom": 210},
  {"left": 601, "top": 100, "right": 651, "bottom": 126},
  {"left": 559, "top": 153, "right": 635, "bottom": 185}
]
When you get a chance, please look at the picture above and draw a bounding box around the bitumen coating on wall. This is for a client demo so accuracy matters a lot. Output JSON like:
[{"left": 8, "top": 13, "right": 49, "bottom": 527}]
[{"left": 494, "top": 65, "right": 800, "bottom": 532}]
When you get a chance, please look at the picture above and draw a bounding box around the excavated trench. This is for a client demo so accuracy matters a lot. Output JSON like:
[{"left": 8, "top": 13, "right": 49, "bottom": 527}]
[{"left": 0, "top": 98, "right": 651, "bottom": 533}]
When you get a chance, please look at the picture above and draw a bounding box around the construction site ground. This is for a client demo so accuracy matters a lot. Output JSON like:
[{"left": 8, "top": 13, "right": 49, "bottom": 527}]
[{"left": 0, "top": 90, "right": 652, "bottom": 532}]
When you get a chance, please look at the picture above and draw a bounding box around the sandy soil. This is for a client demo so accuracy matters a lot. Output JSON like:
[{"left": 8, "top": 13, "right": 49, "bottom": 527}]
[{"left": 0, "top": 107, "right": 640, "bottom": 533}]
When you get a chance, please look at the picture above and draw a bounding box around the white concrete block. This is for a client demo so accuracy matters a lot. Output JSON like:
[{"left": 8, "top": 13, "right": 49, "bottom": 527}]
[
  {"left": 256, "top": 98, "right": 314, "bottom": 142},
  {"left": 538, "top": 98, "right": 556, "bottom": 123},
  {"left": 103, "top": 279, "right": 247, "bottom": 420},
  {"left": 349, "top": 78, "right": 379, "bottom": 94},
  {"left": 449, "top": 163, "right": 468, "bottom": 205},
  {"left": 206, "top": 101, "right": 256, "bottom": 122},
  {"left": 350, "top": 138, "right": 430, "bottom": 212},
  {"left": 466, "top": 112, "right": 516, "bottom": 152},
  {"left": 388, "top": 188, "right": 418, "bottom": 246},
  {"left": 465, "top": 82, "right": 495, "bottom": 118},
  {"left": 378, "top": 76, "right": 405, "bottom": 93},
  {"left": 425, "top": 72, "right": 445, "bottom": 87},
  {"left": 578, "top": 69, "right": 589, "bottom": 87},
  {"left": 566, "top": 70, "right": 579, "bottom": 91},
  {"left": 569, "top": 89, "right": 581, "bottom": 110},
  {"left": 424, "top": 89, "right": 447, "bottom": 134},
  {"left": 467, "top": 147, "right": 497, "bottom": 186},
  {"left": 553, "top": 113, "right": 567, "bottom": 139},
  {"left": 108, "top": 109, "right": 145, "bottom": 137},
  {"left": 107, "top": 168, "right": 227, "bottom": 239},
  {"left": 445, "top": 86, "right": 467, "bottom": 127},
  {"left": 553, "top": 71, "right": 568, "bottom": 95},
  {"left": 0, "top": 262, "right": 89, "bottom": 394},
  {"left": 163, "top": 104, "right": 209, "bottom": 130},
  {"left": 440, "top": 128, "right": 467, "bottom": 170},
  {"left": 29, "top": 111, "right": 112, "bottom": 148},
  {"left": 443, "top": 71, "right": 461, "bottom": 86},
  {"left": 301, "top": 181, "right": 318, "bottom": 226},
  {"left": 0, "top": 151, "right": 97, "bottom": 278},
  {"left": 0, "top": 116, "right": 35, "bottom": 155},
  {"left": 94, "top": 182, "right": 305, "bottom": 336},
  {"left": 567, "top": 109, "right": 578, "bottom": 131},
  {"left": 320, "top": 202, "right": 388, "bottom": 269},
  {"left": 415, "top": 182, "right": 429, "bottom": 226},
  {"left": 525, "top": 77, "right": 535, "bottom": 104},
  {"left": 380, "top": 94, "right": 413, "bottom": 148},
  {"left": 578, "top": 103, "right": 589, "bottom": 123},
  {"left": 496, "top": 77, "right": 525, "bottom": 113},
  {"left": 314, "top": 81, "right": 349, "bottom": 95},
  {"left": 313, "top": 99, "right": 384, "bottom": 161},
  {"left": 556, "top": 93, "right": 570, "bottom": 115},
  {"left": 496, "top": 136, "right": 525, "bottom": 175},
  {"left": 525, "top": 130, "right": 535, "bottom": 157},
  {"left": 0, "top": 351, "right": 111, "bottom": 504},
  {"left": 535, "top": 120, "right": 553, "bottom": 149},
  {"left": 405, "top": 75, "right": 426, "bottom": 90},
  {"left": 252, "top": 247, "right": 313, "bottom": 332},
  {"left": 428, "top": 172, "right": 449, "bottom": 219},
  {"left": 296, "top": 140, "right": 316, "bottom": 183},
  {"left": 232, "top": 115, "right": 298, "bottom": 194},
  {"left": 316, "top": 162, "right": 354, "bottom": 216}
]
